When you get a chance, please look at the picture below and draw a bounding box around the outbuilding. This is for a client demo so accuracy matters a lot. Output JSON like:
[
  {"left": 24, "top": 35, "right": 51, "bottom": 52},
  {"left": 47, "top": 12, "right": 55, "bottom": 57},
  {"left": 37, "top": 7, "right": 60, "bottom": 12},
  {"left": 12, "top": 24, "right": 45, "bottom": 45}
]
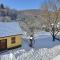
[{"left": 0, "top": 22, "right": 23, "bottom": 51}]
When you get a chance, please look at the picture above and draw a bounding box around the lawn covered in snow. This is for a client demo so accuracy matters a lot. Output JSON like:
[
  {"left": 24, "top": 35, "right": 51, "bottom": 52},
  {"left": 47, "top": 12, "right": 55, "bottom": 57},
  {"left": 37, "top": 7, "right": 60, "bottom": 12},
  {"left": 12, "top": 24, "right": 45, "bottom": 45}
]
[
  {"left": 22, "top": 31, "right": 60, "bottom": 49},
  {"left": 0, "top": 31, "right": 60, "bottom": 60}
]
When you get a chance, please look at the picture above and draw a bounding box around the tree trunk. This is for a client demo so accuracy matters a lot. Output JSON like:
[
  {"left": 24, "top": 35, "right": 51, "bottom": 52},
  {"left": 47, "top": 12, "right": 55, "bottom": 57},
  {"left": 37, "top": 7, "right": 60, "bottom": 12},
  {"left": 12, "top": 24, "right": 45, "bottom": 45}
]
[
  {"left": 29, "top": 34, "right": 34, "bottom": 47},
  {"left": 52, "top": 26, "right": 55, "bottom": 41},
  {"left": 52, "top": 29, "right": 55, "bottom": 41},
  {"left": 29, "top": 39, "right": 33, "bottom": 47},
  {"left": 52, "top": 34, "right": 55, "bottom": 41}
]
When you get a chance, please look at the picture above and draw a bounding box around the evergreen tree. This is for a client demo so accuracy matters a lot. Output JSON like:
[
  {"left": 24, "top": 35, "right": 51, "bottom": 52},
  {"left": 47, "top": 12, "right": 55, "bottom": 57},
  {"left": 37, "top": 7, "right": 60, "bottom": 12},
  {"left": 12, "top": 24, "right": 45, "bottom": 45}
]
[{"left": 0, "top": 3, "right": 4, "bottom": 9}]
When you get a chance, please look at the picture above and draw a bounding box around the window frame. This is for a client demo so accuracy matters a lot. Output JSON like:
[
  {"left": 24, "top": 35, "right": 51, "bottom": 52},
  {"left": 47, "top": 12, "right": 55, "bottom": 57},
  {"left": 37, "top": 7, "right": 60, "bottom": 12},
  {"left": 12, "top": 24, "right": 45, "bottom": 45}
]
[{"left": 11, "top": 37, "right": 16, "bottom": 44}]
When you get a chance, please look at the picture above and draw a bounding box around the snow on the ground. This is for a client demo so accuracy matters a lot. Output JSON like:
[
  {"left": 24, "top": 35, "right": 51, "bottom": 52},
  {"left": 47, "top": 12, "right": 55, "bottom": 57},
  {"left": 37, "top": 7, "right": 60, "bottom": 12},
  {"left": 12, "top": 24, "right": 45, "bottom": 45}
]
[
  {"left": 0, "top": 46, "right": 60, "bottom": 60},
  {"left": 17, "top": 45, "right": 60, "bottom": 60},
  {"left": 0, "top": 31, "right": 60, "bottom": 60},
  {"left": 53, "top": 55, "right": 60, "bottom": 60},
  {"left": 21, "top": 31, "right": 60, "bottom": 49},
  {"left": 0, "top": 53, "right": 16, "bottom": 60}
]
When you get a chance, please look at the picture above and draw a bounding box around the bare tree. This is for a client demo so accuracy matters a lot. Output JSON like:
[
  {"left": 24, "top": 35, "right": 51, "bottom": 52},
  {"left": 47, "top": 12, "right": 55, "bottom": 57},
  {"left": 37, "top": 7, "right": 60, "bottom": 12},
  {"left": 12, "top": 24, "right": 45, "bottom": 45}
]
[
  {"left": 18, "top": 15, "right": 42, "bottom": 47},
  {"left": 41, "top": 0, "right": 60, "bottom": 41}
]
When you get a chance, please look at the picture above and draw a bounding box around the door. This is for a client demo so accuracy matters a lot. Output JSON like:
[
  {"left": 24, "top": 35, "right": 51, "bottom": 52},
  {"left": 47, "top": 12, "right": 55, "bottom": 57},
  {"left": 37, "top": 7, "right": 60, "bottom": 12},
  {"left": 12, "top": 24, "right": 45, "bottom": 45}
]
[{"left": 0, "top": 39, "right": 7, "bottom": 51}]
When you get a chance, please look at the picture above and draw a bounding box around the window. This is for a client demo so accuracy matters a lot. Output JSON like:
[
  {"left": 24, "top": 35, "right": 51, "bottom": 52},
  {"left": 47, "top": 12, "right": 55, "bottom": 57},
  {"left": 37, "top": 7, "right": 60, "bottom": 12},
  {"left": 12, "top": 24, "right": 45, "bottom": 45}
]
[{"left": 11, "top": 37, "right": 15, "bottom": 44}]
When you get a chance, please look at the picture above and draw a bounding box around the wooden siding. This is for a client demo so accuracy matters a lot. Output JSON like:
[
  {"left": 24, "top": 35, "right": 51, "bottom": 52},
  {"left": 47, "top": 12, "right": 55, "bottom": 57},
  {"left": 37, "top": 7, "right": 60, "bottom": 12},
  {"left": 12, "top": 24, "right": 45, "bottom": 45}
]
[{"left": 0, "top": 35, "right": 22, "bottom": 49}]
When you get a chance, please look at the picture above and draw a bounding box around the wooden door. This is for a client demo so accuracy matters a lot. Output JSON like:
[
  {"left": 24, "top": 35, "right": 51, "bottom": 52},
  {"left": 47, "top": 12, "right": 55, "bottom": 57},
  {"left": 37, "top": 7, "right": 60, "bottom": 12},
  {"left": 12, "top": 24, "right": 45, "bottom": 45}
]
[{"left": 0, "top": 39, "right": 7, "bottom": 51}]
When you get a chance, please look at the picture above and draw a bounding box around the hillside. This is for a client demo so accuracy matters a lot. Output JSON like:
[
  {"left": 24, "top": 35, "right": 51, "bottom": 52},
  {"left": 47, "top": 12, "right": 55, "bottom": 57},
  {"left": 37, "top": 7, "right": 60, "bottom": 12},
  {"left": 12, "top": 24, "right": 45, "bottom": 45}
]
[
  {"left": 15, "top": 9, "right": 46, "bottom": 35},
  {"left": 0, "top": 4, "right": 60, "bottom": 35},
  {"left": 0, "top": 4, "right": 47, "bottom": 35}
]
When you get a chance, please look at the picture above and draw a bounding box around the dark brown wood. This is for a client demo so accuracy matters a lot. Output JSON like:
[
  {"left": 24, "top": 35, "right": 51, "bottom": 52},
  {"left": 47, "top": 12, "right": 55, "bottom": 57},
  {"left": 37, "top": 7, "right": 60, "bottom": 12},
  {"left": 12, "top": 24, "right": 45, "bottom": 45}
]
[
  {"left": 0, "top": 39, "right": 7, "bottom": 51},
  {"left": 0, "top": 45, "right": 22, "bottom": 52}
]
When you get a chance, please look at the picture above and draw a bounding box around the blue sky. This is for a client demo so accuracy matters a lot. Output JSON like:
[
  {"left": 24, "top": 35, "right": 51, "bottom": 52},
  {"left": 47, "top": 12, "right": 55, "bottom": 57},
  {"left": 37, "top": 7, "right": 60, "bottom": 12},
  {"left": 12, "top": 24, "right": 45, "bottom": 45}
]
[{"left": 0, "top": 0, "right": 45, "bottom": 10}]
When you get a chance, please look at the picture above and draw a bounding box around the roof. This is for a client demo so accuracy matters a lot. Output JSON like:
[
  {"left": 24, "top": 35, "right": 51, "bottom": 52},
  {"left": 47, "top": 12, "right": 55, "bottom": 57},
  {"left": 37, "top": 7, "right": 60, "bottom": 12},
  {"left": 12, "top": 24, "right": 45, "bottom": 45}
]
[{"left": 0, "top": 22, "right": 23, "bottom": 37}]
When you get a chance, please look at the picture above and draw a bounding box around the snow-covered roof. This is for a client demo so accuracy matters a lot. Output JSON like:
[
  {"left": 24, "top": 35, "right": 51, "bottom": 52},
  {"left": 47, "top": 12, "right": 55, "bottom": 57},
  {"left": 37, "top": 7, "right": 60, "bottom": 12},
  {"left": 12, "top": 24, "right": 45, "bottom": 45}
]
[{"left": 0, "top": 22, "right": 23, "bottom": 37}]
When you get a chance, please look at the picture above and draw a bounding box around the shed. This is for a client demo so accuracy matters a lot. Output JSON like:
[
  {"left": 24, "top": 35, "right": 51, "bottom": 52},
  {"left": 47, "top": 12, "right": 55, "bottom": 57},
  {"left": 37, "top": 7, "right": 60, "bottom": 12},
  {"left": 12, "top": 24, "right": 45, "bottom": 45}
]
[{"left": 0, "top": 22, "right": 23, "bottom": 51}]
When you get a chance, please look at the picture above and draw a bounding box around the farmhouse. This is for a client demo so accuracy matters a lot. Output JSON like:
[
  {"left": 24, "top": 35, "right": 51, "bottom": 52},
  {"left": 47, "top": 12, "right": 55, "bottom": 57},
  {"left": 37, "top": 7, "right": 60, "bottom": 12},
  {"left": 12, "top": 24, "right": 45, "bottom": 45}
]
[{"left": 0, "top": 22, "right": 23, "bottom": 51}]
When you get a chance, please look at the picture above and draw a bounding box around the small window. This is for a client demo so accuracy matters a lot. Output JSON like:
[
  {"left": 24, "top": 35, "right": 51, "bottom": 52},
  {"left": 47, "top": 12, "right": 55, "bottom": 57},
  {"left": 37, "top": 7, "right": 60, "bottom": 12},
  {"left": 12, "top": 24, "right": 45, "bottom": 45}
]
[{"left": 11, "top": 37, "right": 15, "bottom": 44}]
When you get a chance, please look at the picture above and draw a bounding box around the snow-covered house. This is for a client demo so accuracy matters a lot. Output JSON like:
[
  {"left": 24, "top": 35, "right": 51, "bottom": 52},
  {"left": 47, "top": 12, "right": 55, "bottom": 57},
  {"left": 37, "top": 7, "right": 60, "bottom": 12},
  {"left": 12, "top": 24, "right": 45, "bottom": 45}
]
[{"left": 0, "top": 22, "right": 23, "bottom": 51}]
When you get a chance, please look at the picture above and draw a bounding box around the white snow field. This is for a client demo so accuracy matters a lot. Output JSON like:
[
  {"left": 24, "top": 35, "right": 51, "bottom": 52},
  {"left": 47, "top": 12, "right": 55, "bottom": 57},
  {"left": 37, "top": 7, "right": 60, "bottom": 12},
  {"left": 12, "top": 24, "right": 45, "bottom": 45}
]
[
  {"left": 0, "top": 31, "right": 60, "bottom": 60},
  {"left": 53, "top": 55, "right": 60, "bottom": 60}
]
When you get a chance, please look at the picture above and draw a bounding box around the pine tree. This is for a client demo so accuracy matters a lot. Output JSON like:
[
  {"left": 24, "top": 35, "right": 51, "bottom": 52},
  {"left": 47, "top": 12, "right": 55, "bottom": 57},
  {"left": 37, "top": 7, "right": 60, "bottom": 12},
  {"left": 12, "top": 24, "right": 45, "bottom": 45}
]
[{"left": 0, "top": 3, "right": 4, "bottom": 9}]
